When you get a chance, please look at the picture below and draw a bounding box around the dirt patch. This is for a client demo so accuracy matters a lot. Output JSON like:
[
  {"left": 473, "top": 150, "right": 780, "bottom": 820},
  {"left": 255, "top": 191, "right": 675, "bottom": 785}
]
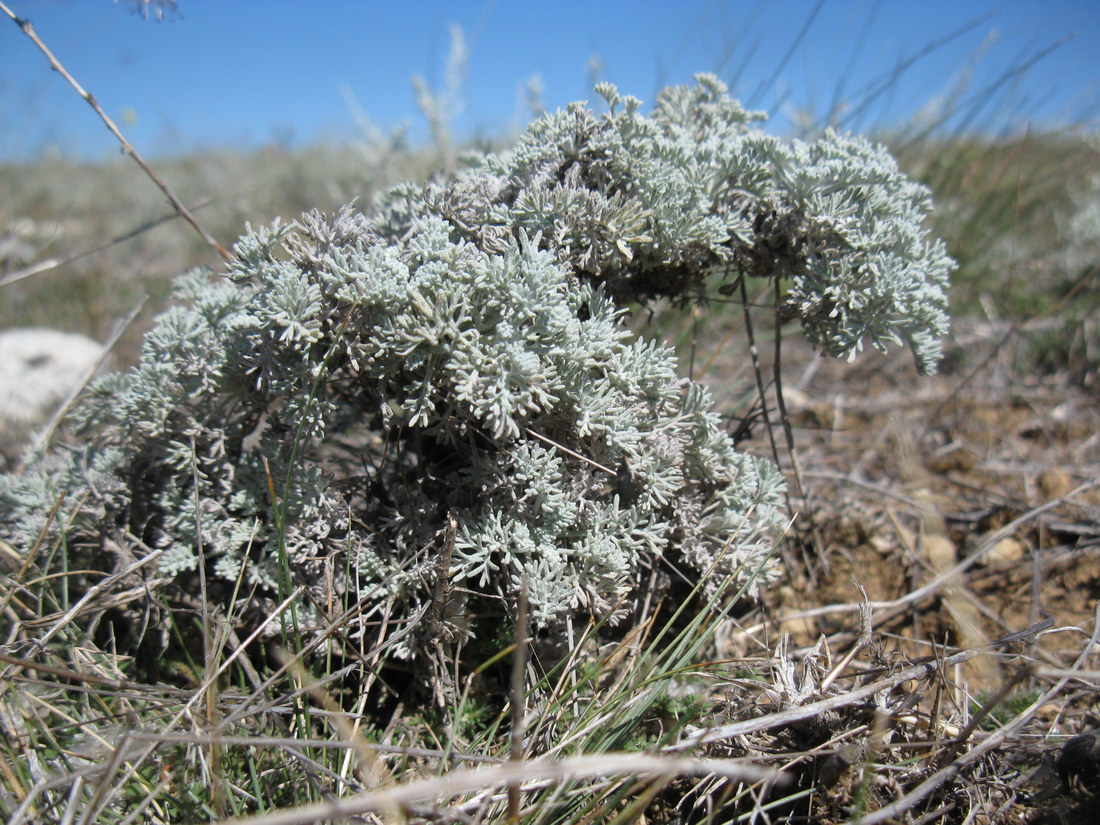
[{"left": 690, "top": 316, "right": 1100, "bottom": 824}]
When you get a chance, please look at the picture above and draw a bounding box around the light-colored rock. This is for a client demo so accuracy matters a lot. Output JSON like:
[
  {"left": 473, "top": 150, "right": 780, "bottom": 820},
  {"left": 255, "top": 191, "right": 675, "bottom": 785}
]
[
  {"left": 981, "top": 536, "right": 1027, "bottom": 566},
  {"left": 0, "top": 327, "right": 105, "bottom": 465},
  {"left": 1039, "top": 467, "right": 1073, "bottom": 501}
]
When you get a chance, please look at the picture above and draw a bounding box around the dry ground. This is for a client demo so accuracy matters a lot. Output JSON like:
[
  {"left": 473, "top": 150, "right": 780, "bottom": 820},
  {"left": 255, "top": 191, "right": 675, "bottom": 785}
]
[{"left": 662, "top": 313, "right": 1100, "bottom": 824}]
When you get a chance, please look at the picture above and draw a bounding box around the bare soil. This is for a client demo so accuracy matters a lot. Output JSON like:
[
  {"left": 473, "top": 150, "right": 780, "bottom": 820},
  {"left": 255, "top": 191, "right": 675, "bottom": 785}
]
[{"left": 673, "top": 315, "right": 1100, "bottom": 824}]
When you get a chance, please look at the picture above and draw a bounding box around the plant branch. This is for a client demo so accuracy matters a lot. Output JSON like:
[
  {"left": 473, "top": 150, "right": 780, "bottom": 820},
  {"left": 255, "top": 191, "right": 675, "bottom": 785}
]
[
  {"left": 0, "top": 2, "right": 231, "bottom": 261},
  {"left": 0, "top": 198, "right": 215, "bottom": 287}
]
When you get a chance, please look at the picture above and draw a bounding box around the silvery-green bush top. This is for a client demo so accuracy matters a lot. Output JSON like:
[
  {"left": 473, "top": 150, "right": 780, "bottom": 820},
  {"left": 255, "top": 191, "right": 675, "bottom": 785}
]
[{"left": 0, "top": 76, "right": 950, "bottom": 642}]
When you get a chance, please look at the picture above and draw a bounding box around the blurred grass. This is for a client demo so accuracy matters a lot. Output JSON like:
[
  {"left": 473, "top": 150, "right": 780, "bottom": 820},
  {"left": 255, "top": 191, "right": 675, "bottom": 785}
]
[
  {"left": 892, "top": 130, "right": 1099, "bottom": 318},
  {"left": 3, "top": 105, "right": 1096, "bottom": 366},
  {"left": 0, "top": 139, "right": 448, "bottom": 358}
]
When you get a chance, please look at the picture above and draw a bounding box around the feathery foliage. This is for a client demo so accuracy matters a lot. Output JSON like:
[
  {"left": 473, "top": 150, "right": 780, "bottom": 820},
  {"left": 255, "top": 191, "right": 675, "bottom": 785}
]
[{"left": 0, "top": 75, "right": 951, "bottom": 656}]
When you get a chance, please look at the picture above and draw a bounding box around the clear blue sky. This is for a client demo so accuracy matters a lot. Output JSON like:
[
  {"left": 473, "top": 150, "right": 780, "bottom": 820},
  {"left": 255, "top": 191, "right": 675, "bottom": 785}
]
[{"left": 2, "top": 0, "right": 1097, "bottom": 160}]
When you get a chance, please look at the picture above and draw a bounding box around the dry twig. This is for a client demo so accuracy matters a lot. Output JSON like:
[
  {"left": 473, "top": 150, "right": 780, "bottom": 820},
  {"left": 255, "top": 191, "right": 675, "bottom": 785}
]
[{"left": 0, "top": 2, "right": 231, "bottom": 261}]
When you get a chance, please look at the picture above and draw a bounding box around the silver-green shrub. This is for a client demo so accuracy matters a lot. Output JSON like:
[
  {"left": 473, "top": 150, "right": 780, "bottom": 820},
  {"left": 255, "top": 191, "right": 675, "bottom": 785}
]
[{"left": 0, "top": 76, "right": 951, "bottom": 644}]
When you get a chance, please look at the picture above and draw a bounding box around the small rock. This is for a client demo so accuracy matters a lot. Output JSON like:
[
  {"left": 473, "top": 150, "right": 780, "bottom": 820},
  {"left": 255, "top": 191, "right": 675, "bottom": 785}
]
[
  {"left": 980, "top": 536, "right": 1027, "bottom": 566},
  {"left": 1039, "top": 467, "right": 1073, "bottom": 501},
  {"left": 0, "top": 327, "right": 105, "bottom": 466}
]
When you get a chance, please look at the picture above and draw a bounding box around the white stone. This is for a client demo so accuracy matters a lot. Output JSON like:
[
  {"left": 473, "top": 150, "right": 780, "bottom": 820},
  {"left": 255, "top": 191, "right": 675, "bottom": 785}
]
[{"left": 0, "top": 327, "right": 105, "bottom": 462}]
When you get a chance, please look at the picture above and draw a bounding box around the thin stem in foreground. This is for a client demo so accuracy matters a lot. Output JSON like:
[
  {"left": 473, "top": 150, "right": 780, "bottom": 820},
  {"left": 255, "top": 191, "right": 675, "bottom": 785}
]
[{"left": 0, "top": 2, "right": 232, "bottom": 261}]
